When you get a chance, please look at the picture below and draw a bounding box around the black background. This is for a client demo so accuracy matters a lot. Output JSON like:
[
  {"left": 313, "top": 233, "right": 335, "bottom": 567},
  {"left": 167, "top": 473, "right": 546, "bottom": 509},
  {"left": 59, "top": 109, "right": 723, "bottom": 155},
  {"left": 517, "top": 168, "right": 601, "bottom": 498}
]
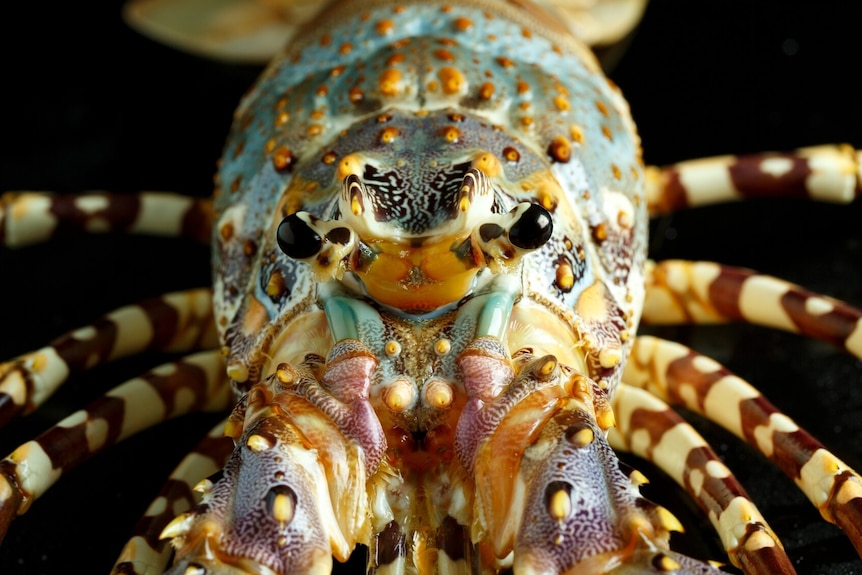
[{"left": 1, "top": 1, "right": 861, "bottom": 574}]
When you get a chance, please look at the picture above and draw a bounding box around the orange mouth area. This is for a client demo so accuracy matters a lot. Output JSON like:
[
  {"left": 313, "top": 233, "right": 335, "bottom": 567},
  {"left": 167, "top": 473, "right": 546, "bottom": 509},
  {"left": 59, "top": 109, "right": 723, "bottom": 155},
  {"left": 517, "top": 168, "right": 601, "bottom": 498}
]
[{"left": 355, "top": 238, "right": 479, "bottom": 314}]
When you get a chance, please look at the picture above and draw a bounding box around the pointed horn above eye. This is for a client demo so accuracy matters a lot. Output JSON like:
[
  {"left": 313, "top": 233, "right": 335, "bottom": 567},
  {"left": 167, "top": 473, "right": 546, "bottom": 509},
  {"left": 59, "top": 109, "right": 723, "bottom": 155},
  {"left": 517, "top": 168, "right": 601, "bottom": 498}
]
[
  {"left": 459, "top": 167, "right": 491, "bottom": 212},
  {"left": 343, "top": 174, "right": 366, "bottom": 216}
]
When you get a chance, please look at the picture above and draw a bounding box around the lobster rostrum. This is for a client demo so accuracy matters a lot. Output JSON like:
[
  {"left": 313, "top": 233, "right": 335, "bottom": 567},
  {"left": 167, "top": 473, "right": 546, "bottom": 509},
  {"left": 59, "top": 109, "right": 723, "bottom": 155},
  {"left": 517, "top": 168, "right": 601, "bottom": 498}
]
[{"left": 0, "top": 1, "right": 860, "bottom": 574}]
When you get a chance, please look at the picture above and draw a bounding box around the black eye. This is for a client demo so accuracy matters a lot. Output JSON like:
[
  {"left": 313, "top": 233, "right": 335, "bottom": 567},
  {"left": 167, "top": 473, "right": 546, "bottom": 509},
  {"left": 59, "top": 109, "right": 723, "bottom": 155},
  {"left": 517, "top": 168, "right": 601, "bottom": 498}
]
[
  {"left": 509, "top": 204, "right": 553, "bottom": 250},
  {"left": 277, "top": 214, "right": 322, "bottom": 259}
]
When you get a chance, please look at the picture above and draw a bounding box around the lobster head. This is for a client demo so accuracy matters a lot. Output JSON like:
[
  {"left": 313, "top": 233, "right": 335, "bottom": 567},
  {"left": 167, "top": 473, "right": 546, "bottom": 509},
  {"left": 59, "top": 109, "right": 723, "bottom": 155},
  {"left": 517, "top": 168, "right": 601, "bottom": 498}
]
[{"left": 275, "top": 109, "right": 554, "bottom": 317}]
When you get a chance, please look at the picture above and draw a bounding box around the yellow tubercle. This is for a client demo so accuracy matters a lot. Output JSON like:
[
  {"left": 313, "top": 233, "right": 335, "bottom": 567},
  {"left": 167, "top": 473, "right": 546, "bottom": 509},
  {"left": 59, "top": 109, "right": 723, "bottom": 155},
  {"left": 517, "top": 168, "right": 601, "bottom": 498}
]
[
  {"left": 271, "top": 492, "right": 295, "bottom": 524},
  {"left": 246, "top": 434, "right": 273, "bottom": 452},
  {"left": 382, "top": 379, "right": 414, "bottom": 412},
  {"left": 568, "top": 427, "right": 594, "bottom": 448},
  {"left": 548, "top": 488, "right": 572, "bottom": 520},
  {"left": 425, "top": 380, "right": 454, "bottom": 409},
  {"left": 539, "top": 358, "right": 557, "bottom": 376}
]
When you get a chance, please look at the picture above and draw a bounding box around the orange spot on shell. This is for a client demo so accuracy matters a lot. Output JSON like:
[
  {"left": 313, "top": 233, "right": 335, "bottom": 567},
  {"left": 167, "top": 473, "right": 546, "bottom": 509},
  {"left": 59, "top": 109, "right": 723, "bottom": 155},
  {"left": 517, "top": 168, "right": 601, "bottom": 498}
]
[
  {"left": 385, "top": 341, "right": 401, "bottom": 356},
  {"left": 547, "top": 136, "right": 571, "bottom": 163},
  {"left": 322, "top": 151, "right": 337, "bottom": 164},
  {"left": 376, "top": 19, "right": 394, "bottom": 35},
  {"left": 602, "top": 125, "right": 614, "bottom": 141},
  {"left": 379, "top": 68, "right": 403, "bottom": 96},
  {"left": 592, "top": 222, "right": 608, "bottom": 243},
  {"left": 537, "top": 188, "right": 556, "bottom": 211},
  {"left": 276, "top": 112, "right": 290, "bottom": 126},
  {"left": 595, "top": 100, "right": 609, "bottom": 117},
  {"left": 434, "top": 49, "right": 455, "bottom": 62},
  {"left": 453, "top": 17, "right": 473, "bottom": 31},
  {"left": 439, "top": 67, "right": 466, "bottom": 94},
  {"left": 612, "top": 164, "right": 622, "bottom": 179},
  {"left": 496, "top": 57, "right": 515, "bottom": 68},
  {"left": 570, "top": 124, "right": 584, "bottom": 143},
  {"left": 440, "top": 126, "right": 461, "bottom": 143},
  {"left": 479, "top": 82, "right": 495, "bottom": 100},
  {"left": 380, "top": 126, "right": 401, "bottom": 143},
  {"left": 272, "top": 146, "right": 295, "bottom": 172},
  {"left": 503, "top": 146, "right": 520, "bottom": 163},
  {"left": 349, "top": 87, "right": 364, "bottom": 103},
  {"left": 339, "top": 43, "right": 353, "bottom": 55},
  {"left": 474, "top": 152, "right": 501, "bottom": 177},
  {"left": 219, "top": 222, "right": 234, "bottom": 241},
  {"left": 516, "top": 81, "right": 530, "bottom": 94},
  {"left": 554, "top": 96, "right": 571, "bottom": 111}
]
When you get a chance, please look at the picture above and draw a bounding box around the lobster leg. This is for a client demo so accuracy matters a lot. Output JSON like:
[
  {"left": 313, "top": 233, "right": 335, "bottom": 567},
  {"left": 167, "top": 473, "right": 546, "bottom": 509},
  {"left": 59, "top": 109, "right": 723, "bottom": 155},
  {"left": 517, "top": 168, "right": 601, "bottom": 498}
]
[
  {"left": 455, "top": 337, "right": 725, "bottom": 574},
  {"left": 111, "top": 419, "right": 235, "bottom": 575},
  {"left": 0, "top": 191, "right": 212, "bottom": 248},
  {"left": 609, "top": 383, "right": 797, "bottom": 575},
  {"left": 0, "top": 349, "right": 233, "bottom": 542},
  {"left": 623, "top": 335, "right": 862, "bottom": 557},
  {"left": 161, "top": 339, "right": 386, "bottom": 575},
  {"left": 641, "top": 259, "right": 862, "bottom": 359},
  {"left": 0, "top": 288, "right": 217, "bottom": 427},
  {"left": 644, "top": 144, "right": 861, "bottom": 216}
]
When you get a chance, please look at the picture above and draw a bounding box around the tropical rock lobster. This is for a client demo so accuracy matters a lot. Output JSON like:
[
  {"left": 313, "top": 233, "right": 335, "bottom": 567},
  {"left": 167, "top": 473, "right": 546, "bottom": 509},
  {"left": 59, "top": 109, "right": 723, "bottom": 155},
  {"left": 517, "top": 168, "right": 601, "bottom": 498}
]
[{"left": 0, "top": 1, "right": 860, "bottom": 575}]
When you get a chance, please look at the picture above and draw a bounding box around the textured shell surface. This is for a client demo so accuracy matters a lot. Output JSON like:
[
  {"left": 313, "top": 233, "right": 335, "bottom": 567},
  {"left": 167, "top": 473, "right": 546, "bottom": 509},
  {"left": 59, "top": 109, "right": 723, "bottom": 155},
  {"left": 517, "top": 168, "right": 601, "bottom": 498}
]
[
  {"left": 213, "top": 0, "right": 646, "bottom": 405},
  {"left": 0, "top": 0, "right": 860, "bottom": 574}
]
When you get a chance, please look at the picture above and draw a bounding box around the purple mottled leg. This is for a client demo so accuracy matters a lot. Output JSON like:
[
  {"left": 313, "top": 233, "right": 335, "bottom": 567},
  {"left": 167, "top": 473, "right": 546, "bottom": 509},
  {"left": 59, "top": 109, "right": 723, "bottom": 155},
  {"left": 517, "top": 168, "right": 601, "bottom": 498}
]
[
  {"left": 454, "top": 337, "right": 725, "bottom": 574},
  {"left": 161, "top": 339, "right": 386, "bottom": 575}
]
